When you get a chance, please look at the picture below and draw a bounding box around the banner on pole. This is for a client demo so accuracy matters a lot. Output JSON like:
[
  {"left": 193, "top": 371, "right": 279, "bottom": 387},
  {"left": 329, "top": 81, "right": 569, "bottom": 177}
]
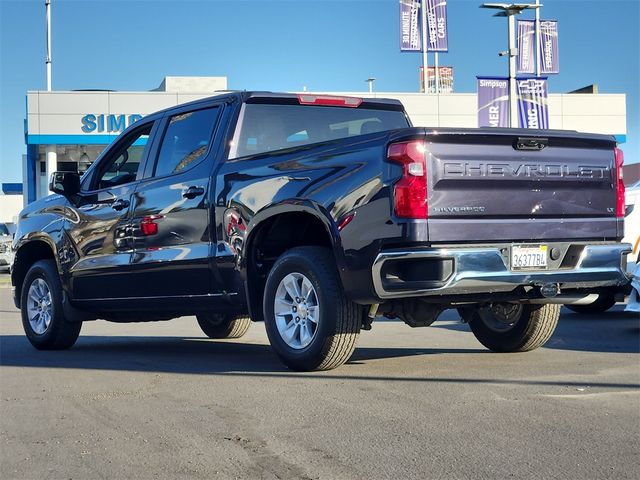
[
  {"left": 517, "top": 20, "right": 535, "bottom": 74},
  {"left": 400, "top": 0, "right": 422, "bottom": 52},
  {"left": 539, "top": 20, "right": 559, "bottom": 74},
  {"left": 420, "top": 66, "right": 454, "bottom": 93},
  {"left": 516, "top": 77, "right": 549, "bottom": 129},
  {"left": 477, "top": 77, "right": 509, "bottom": 128},
  {"left": 425, "top": 0, "right": 448, "bottom": 52}
]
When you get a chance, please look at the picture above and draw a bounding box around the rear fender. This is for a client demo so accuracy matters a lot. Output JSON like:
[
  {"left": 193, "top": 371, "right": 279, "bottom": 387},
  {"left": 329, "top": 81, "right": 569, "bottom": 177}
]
[
  {"left": 242, "top": 199, "right": 346, "bottom": 273},
  {"left": 237, "top": 200, "right": 347, "bottom": 322}
]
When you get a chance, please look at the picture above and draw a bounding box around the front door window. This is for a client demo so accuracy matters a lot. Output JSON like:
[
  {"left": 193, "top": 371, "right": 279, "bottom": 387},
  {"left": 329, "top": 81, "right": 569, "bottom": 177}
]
[{"left": 92, "top": 124, "right": 152, "bottom": 191}]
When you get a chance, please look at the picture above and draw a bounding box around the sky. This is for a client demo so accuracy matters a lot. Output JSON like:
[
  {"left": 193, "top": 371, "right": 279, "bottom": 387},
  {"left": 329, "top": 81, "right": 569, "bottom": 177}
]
[{"left": 0, "top": 0, "right": 638, "bottom": 184}]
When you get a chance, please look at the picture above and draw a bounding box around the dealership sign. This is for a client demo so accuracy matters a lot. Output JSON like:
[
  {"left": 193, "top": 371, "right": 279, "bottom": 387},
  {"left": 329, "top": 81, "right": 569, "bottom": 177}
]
[
  {"left": 81, "top": 113, "right": 143, "bottom": 133},
  {"left": 516, "top": 78, "right": 549, "bottom": 129},
  {"left": 539, "top": 20, "right": 559, "bottom": 74},
  {"left": 425, "top": 0, "right": 448, "bottom": 52},
  {"left": 400, "top": 0, "right": 422, "bottom": 51},
  {"left": 477, "top": 77, "right": 509, "bottom": 128},
  {"left": 420, "top": 66, "right": 454, "bottom": 93}
]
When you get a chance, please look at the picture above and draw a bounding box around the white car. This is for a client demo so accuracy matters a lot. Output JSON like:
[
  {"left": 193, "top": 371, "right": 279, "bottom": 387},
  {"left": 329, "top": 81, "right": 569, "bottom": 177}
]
[
  {"left": 566, "top": 180, "right": 639, "bottom": 314},
  {"left": 623, "top": 180, "right": 640, "bottom": 272},
  {"left": 0, "top": 223, "right": 14, "bottom": 272}
]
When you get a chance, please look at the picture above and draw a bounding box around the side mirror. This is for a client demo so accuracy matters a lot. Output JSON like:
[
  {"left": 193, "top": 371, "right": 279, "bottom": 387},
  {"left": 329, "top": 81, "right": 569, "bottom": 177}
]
[
  {"left": 49, "top": 171, "right": 80, "bottom": 197},
  {"left": 625, "top": 204, "right": 634, "bottom": 217}
]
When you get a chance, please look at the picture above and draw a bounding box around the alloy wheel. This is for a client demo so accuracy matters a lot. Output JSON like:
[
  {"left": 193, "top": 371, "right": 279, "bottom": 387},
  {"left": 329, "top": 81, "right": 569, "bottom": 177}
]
[
  {"left": 26, "top": 278, "right": 53, "bottom": 335},
  {"left": 273, "top": 272, "right": 320, "bottom": 349}
]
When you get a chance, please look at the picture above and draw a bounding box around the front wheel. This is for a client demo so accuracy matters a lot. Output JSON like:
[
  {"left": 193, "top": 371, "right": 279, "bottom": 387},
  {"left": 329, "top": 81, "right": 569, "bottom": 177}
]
[
  {"left": 263, "top": 246, "right": 360, "bottom": 371},
  {"left": 21, "top": 259, "right": 82, "bottom": 350},
  {"left": 196, "top": 314, "right": 251, "bottom": 339},
  {"left": 468, "top": 303, "right": 560, "bottom": 353}
]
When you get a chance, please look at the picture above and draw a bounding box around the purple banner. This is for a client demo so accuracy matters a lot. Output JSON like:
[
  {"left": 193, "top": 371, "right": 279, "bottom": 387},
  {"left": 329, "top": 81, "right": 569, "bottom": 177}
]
[
  {"left": 516, "top": 78, "right": 549, "bottom": 129},
  {"left": 517, "top": 20, "right": 535, "bottom": 74},
  {"left": 426, "top": 0, "right": 448, "bottom": 52},
  {"left": 539, "top": 20, "right": 559, "bottom": 74},
  {"left": 400, "top": 1, "right": 422, "bottom": 52},
  {"left": 477, "top": 77, "right": 509, "bottom": 128}
]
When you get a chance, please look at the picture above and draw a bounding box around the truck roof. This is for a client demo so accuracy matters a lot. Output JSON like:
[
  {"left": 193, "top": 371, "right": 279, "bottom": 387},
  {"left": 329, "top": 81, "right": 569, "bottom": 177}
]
[
  {"left": 242, "top": 92, "right": 405, "bottom": 110},
  {"left": 147, "top": 91, "right": 406, "bottom": 119}
]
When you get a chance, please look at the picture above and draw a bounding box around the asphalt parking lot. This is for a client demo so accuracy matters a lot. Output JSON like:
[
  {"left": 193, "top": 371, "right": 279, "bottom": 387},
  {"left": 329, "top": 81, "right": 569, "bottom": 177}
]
[{"left": 1, "top": 272, "right": 639, "bottom": 479}]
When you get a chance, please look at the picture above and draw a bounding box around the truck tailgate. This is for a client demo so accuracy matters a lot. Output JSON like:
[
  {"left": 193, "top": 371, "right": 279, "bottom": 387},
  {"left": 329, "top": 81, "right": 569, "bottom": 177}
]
[{"left": 424, "top": 129, "right": 620, "bottom": 242}]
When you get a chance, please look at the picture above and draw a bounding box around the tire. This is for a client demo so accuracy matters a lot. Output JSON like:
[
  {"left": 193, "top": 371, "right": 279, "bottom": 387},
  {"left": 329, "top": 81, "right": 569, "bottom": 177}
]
[
  {"left": 21, "top": 259, "right": 82, "bottom": 350},
  {"left": 468, "top": 303, "right": 560, "bottom": 353},
  {"left": 263, "top": 246, "right": 360, "bottom": 371},
  {"left": 565, "top": 292, "right": 616, "bottom": 314},
  {"left": 196, "top": 313, "right": 251, "bottom": 339}
]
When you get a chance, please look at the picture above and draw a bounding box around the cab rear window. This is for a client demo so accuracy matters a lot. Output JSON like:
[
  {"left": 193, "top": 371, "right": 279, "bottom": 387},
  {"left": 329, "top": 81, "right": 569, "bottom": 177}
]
[{"left": 229, "top": 103, "right": 409, "bottom": 159}]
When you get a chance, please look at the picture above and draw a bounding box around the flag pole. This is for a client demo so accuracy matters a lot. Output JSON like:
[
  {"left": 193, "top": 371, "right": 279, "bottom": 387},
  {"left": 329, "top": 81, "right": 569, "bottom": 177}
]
[
  {"left": 535, "top": 0, "right": 541, "bottom": 77},
  {"left": 421, "top": 0, "right": 429, "bottom": 93},
  {"left": 435, "top": 52, "right": 440, "bottom": 94},
  {"left": 508, "top": 11, "right": 518, "bottom": 127}
]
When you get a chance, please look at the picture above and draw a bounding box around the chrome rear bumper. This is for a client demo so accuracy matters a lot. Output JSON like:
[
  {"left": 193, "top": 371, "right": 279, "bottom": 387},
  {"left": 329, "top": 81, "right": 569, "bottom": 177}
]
[{"left": 372, "top": 243, "right": 631, "bottom": 300}]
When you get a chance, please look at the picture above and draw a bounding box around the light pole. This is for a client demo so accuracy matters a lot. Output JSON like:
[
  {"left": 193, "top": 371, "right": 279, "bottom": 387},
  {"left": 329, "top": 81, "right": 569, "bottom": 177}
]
[
  {"left": 45, "top": 0, "right": 57, "bottom": 195},
  {"left": 365, "top": 77, "right": 376, "bottom": 94},
  {"left": 45, "top": 0, "right": 52, "bottom": 91},
  {"left": 480, "top": 3, "right": 540, "bottom": 127},
  {"left": 535, "top": 0, "right": 541, "bottom": 77},
  {"left": 421, "top": 0, "right": 428, "bottom": 93}
]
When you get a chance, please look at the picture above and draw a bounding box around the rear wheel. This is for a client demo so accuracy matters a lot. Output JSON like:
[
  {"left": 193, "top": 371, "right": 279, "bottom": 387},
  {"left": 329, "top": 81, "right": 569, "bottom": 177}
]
[
  {"left": 196, "top": 314, "right": 251, "bottom": 339},
  {"left": 21, "top": 260, "right": 82, "bottom": 350},
  {"left": 263, "top": 246, "right": 360, "bottom": 371},
  {"left": 468, "top": 303, "right": 559, "bottom": 352},
  {"left": 565, "top": 292, "right": 616, "bottom": 314}
]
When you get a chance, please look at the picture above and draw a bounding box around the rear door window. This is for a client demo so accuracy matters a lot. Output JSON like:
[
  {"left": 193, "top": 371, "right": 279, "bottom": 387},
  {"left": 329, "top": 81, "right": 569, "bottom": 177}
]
[
  {"left": 154, "top": 107, "right": 220, "bottom": 177},
  {"left": 229, "top": 103, "right": 409, "bottom": 159}
]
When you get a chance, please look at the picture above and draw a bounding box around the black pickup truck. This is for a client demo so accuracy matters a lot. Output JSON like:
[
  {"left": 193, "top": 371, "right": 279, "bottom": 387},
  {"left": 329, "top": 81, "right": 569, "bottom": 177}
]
[{"left": 11, "top": 92, "right": 631, "bottom": 370}]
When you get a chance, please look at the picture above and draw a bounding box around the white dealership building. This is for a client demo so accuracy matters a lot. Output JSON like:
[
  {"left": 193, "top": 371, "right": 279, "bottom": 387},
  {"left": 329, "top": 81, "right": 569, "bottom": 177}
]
[{"left": 23, "top": 76, "right": 627, "bottom": 204}]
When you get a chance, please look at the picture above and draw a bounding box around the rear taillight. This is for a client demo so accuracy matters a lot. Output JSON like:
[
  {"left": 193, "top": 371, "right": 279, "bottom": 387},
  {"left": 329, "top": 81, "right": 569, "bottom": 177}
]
[
  {"left": 297, "top": 94, "right": 362, "bottom": 108},
  {"left": 614, "top": 147, "right": 625, "bottom": 218},
  {"left": 388, "top": 141, "right": 427, "bottom": 218}
]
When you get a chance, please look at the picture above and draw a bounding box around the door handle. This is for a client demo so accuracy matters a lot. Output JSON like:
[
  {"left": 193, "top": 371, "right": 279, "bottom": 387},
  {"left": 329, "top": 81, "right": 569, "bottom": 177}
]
[
  {"left": 111, "top": 198, "right": 130, "bottom": 211},
  {"left": 182, "top": 186, "right": 205, "bottom": 199}
]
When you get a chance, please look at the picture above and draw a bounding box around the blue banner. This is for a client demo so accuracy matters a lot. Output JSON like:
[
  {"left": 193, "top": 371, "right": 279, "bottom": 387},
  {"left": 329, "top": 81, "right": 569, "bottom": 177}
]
[
  {"left": 517, "top": 78, "right": 549, "bottom": 129},
  {"left": 426, "top": 0, "right": 448, "bottom": 52},
  {"left": 517, "top": 20, "right": 535, "bottom": 74},
  {"left": 539, "top": 20, "right": 559, "bottom": 74},
  {"left": 477, "top": 77, "right": 510, "bottom": 128},
  {"left": 400, "top": 1, "right": 422, "bottom": 52}
]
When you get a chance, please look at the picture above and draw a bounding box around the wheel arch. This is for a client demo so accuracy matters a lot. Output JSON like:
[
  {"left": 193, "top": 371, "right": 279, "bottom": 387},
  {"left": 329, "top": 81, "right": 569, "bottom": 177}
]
[
  {"left": 12, "top": 236, "right": 59, "bottom": 309},
  {"left": 242, "top": 201, "right": 346, "bottom": 322}
]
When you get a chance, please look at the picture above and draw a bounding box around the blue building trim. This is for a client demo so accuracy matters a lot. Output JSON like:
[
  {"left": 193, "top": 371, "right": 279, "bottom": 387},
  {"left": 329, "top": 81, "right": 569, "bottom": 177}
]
[
  {"left": 26, "top": 144, "right": 38, "bottom": 204},
  {"left": 27, "top": 134, "right": 116, "bottom": 145},
  {"left": 2, "top": 183, "right": 23, "bottom": 195},
  {"left": 27, "top": 134, "right": 147, "bottom": 146}
]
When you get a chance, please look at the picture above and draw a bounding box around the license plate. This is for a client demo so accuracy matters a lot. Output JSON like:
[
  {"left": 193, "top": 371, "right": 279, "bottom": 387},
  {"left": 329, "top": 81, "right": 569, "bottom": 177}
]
[{"left": 511, "top": 244, "right": 548, "bottom": 270}]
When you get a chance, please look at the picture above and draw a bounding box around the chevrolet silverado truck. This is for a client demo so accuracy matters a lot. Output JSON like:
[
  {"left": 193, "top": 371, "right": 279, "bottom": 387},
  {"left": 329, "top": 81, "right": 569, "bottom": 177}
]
[{"left": 11, "top": 92, "right": 631, "bottom": 371}]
